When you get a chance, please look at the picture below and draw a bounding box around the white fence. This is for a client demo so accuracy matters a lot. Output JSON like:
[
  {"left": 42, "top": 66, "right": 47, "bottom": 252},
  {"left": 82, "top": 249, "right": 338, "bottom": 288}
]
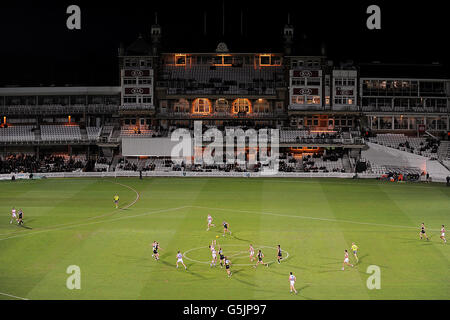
[{"left": 0, "top": 171, "right": 381, "bottom": 181}]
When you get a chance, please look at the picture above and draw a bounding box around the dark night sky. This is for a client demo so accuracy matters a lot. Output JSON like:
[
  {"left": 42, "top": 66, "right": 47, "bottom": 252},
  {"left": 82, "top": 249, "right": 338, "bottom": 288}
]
[{"left": 0, "top": 0, "right": 448, "bottom": 86}]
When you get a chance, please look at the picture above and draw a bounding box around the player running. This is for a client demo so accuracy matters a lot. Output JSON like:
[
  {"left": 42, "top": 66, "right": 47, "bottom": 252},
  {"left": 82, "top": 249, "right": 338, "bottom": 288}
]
[
  {"left": 222, "top": 221, "right": 231, "bottom": 236},
  {"left": 219, "top": 247, "right": 225, "bottom": 268},
  {"left": 440, "top": 225, "right": 447, "bottom": 244},
  {"left": 342, "top": 249, "right": 354, "bottom": 270},
  {"left": 17, "top": 209, "right": 24, "bottom": 226},
  {"left": 152, "top": 241, "right": 162, "bottom": 261},
  {"left": 207, "top": 214, "right": 215, "bottom": 231},
  {"left": 254, "top": 249, "right": 268, "bottom": 268},
  {"left": 289, "top": 272, "right": 298, "bottom": 294},
  {"left": 419, "top": 223, "right": 429, "bottom": 241},
  {"left": 10, "top": 207, "right": 17, "bottom": 224},
  {"left": 176, "top": 251, "right": 187, "bottom": 269},
  {"left": 277, "top": 245, "right": 283, "bottom": 264},
  {"left": 224, "top": 256, "right": 232, "bottom": 277},
  {"left": 113, "top": 194, "right": 119, "bottom": 209},
  {"left": 351, "top": 242, "right": 359, "bottom": 263},
  {"left": 249, "top": 244, "right": 255, "bottom": 262}
]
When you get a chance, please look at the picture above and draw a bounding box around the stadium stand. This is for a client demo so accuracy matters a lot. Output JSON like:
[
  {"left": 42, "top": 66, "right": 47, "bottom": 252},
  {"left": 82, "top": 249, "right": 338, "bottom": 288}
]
[
  {"left": 369, "top": 133, "right": 439, "bottom": 159},
  {"left": 40, "top": 125, "right": 82, "bottom": 141},
  {"left": 0, "top": 125, "right": 36, "bottom": 142},
  {"left": 86, "top": 127, "right": 102, "bottom": 141}
]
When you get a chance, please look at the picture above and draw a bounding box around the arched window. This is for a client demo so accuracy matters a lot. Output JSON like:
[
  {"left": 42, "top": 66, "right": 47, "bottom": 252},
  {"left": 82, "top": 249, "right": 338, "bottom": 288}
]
[
  {"left": 214, "top": 98, "right": 229, "bottom": 113},
  {"left": 173, "top": 99, "right": 189, "bottom": 113},
  {"left": 232, "top": 98, "right": 252, "bottom": 114},
  {"left": 192, "top": 98, "right": 212, "bottom": 114},
  {"left": 253, "top": 99, "right": 269, "bottom": 113}
]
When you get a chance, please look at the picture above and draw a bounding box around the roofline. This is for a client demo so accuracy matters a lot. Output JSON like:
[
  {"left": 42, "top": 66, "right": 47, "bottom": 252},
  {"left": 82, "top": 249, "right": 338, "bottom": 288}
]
[
  {"left": 359, "top": 77, "right": 450, "bottom": 81},
  {"left": 0, "top": 86, "right": 121, "bottom": 96}
]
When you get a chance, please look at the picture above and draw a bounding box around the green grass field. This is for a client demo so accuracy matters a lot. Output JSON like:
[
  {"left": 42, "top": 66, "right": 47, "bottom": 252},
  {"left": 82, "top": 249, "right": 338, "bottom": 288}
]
[{"left": 0, "top": 177, "right": 449, "bottom": 300}]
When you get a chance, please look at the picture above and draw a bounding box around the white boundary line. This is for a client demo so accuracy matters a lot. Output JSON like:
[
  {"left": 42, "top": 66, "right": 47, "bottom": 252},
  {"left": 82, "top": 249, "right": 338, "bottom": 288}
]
[
  {"left": 0, "top": 291, "right": 29, "bottom": 300},
  {"left": 190, "top": 205, "right": 443, "bottom": 232},
  {"left": 183, "top": 244, "right": 289, "bottom": 266},
  {"left": 0, "top": 206, "right": 188, "bottom": 242},
  {"left": 0, "top": 179, "right": 141, "bottom": 237}
]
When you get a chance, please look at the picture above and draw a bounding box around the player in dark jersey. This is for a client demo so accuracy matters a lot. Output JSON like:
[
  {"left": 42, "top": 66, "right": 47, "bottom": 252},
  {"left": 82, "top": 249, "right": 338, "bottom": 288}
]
[
  {"left": 224, "top": 256, "right": 232, "bottom": 277},
  {"left": 152, "top": 241, "right": 161, "bottom": 260},
  {"left": 419, "top": 223, "right": 429, "bottom": 241},
  {"left": 254, "top": 249, "right": 268, "bottom": 268},
  {"left": 222, "top": 221, "right": 231, "bottom": 236},
  {"left": 17, "top": 209, "right": 24, "bottom": 226},
  {"left": 218, "top": 247, "right": 225, "bottom": 268},
  {"left": 277, "top": 245, "right": 283, "bottom": 264}
]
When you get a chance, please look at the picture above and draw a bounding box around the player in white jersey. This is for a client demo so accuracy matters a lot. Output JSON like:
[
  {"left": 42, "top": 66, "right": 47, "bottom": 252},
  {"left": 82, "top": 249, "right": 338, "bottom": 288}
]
[
  {"left": 207, "top": 214, "right": 215, "bottom": 231},
  {"left": 342, "top": 249, "right": 354, "bottom": 270},
  {"left": 10, "top": 207, "right": 17, "bottom": 224},
  {"left": 176, "top": 251, "right": 187, "bottom": 269},
  {"left": 289, "top": 272, "right": 298, "bottom": 294},
  {"left": 249, "top": 244, "right": 255, "bottom": 261},
  {"left": 209, "top": 246, "right": 217, "bottom": 267},
  {"left": 440, "top": 225, "right": 447, "bottom": 244}
]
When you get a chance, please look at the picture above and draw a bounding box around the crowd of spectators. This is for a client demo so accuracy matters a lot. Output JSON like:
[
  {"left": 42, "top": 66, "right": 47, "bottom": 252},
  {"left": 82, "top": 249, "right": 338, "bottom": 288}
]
[{"left": 0, "top": 154, "right": 86, "bottom": 173}]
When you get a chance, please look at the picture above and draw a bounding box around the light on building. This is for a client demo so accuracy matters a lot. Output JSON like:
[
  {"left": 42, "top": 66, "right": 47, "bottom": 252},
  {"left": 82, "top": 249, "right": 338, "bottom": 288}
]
[{"left": 68, "top": 115, "right": 71, "bottom": 123}]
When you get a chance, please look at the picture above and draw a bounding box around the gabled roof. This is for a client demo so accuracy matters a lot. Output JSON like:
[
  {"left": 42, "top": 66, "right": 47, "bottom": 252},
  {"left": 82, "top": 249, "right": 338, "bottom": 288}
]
[{"left": 125, "top": 34, "right": 153, "bottom": 55}]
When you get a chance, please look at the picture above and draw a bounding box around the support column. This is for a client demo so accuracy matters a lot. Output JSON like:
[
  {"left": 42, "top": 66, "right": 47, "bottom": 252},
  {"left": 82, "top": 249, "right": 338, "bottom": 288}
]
[
  {"left": 377, "top": 116, "right": 380, "bottom": 130},
  {"left": 392, "top": 116, "right": 395, "bottom": 130}
]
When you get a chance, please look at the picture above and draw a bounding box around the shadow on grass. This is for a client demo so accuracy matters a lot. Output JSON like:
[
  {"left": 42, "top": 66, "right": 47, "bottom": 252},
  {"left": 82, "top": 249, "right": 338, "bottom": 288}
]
[
  {"left": 232, "top": 276, "right": 258, "bottom": 288},
  {"left": 230, "top": 234, "right": 251, "bottom": 242}
]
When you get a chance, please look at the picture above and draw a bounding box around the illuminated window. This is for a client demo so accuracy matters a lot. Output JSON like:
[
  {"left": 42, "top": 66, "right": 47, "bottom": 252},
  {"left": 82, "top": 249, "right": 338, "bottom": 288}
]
[
  {"left": 260, "top": 55, "right": 271, "bottom": 66},
  {"left": 175, "top": 54, "right": 186, "bottom": 66},
  {"left": 192, "top": 98, "right": 211, "bottom": 114},
  {"left": 291, "top": 96, "right": 305, "bottom": 104},
  {"left": 306, "top": 96, "right": 321, "bottom": 105},
  {"left": 348, "top": 98, "right": 353, "bottom": 105},
  {"left": 232, "top": 98, "right": 252, "bottom": 113}
]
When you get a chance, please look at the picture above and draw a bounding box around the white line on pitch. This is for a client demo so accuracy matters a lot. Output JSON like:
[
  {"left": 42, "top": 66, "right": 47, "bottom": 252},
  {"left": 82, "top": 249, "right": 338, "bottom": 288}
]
[
  {"left": 0, "top": 291, "right": 29, "bottom": 300},
  {"left": 190, "top": 205, "right": 440, "bottom": 231},
  {"left": 0, "top": 180, "right": 141, "bottom": 238},
  {"left": 0, "top": 206, "right": 188, "bottom": 242}
]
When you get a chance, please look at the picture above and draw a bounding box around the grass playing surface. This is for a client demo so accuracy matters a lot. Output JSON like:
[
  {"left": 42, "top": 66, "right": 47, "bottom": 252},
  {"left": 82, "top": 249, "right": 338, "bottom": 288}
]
[{"left": 0, "top": 177, "right": 449, "bottom": 300}]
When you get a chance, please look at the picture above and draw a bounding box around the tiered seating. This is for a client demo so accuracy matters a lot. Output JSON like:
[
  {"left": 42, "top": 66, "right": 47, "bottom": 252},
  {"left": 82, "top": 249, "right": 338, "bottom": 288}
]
[
  {"left": 437, "top": 141, "right": 450, "bottom": 160},
  {"left": 86, "top": 127, "right": 101, "bottom": 141},
  {"left": 280, "top": 130, "right": 310, "bottom": 143},
  {"left": 40, "top": 125, "right": 81, "bottom": 141},
  {"left": 369, "top": 134, "right": 438, "bottom": 158},
  {"left": 304, "top": 158, "right": 345, "bottom": 172},
  {"left": 0, "top": 125, "right": 35, "bottom": 142}
]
